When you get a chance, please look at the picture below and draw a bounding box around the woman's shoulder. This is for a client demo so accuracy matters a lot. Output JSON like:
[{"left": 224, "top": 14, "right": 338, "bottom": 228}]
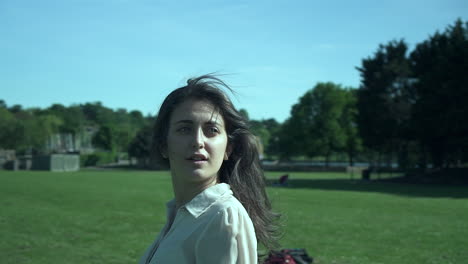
[
  {"left": 205, "top": 192, "right": 253, "bottom": 228},
  {"left": 212, "top": 191, "right": 248, "bottom": 215},
  {"left": 199, "top": 192, "right": 255, "bottom": 237}
]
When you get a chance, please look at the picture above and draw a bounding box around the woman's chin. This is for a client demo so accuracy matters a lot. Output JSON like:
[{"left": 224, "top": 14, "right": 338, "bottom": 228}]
[{"left": 187, "top": 170, "right": 218, "bottom": 184}]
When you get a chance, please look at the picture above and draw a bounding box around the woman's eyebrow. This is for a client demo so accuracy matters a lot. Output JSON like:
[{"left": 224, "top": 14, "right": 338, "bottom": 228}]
[
  {"left": 173, "top": 120, "right": 193, "bottom": 125},
  {"left": 205, "top": 120, "right": 224, "bottom": 127},
  {"left": 173, "top": 119, "right": 224, "bottom": 127}
]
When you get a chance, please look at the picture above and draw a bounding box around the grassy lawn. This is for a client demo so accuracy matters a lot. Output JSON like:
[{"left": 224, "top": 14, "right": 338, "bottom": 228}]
[{"left": 1, "top": 170, "right": 467, "bottom": 264}]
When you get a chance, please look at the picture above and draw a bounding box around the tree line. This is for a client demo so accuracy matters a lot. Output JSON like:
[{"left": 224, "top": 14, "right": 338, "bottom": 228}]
[
  {"left": 246, "top": 19, "right": 468, "bottom": 169},
  {"left": 0, "top": 101, "right": 152, "bottom": 164},
  {"left": 356, "top": 19, "right": 467, "bottom": 169},
  {"left": 1, "top": 19, "right": 466, "bottom": 170}
]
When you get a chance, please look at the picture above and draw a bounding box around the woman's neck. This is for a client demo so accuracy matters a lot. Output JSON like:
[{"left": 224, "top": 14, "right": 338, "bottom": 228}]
[{"left": 171, "top": 176, "right": 218, "bottom": 209}]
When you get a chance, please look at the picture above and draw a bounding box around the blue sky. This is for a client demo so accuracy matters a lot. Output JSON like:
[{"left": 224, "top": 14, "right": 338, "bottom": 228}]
[{"left": 1, "top": 0, "right": 466, "bottom": 122}]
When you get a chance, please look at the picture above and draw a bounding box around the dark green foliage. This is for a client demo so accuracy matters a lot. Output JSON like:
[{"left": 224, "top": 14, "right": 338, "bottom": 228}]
[
  {"left": 0, "top": 99, "right": 151, "bottom": 158},
  {"left": 276, "top": 118, "right": 302, "bottom": 159},
  {"left": 128, "top": 125, "right": 153, "bottom": 159},
  {"left": 1, "top": 20, "right": 465, "bottom": 171},
  {"left": 46, "top": 104, "right": 85, "bottom": 134},
  {"left": 0, "top": 105, "right": 63, "bottom": 153},
  {"left": 81, "top": 102, "right": 115, "bottom": 125},
  {"left": 0, "top": 108, "right": 17, "bottom": 149},
  {"left": 8, "top": 104, "right": 23, "bottom": 113},
  {"left": 80, "top": 153, "right": 100, "bottom": 167},
  {"left": 278, "top": 82, "right": 358, "bottom": 165},
  {"left": 410, "top": 19, "right": 468, "bottom": 168},
  {"left": 237, "top": 108, "right": 281, "bottom": 159},
  {"left": 356, "top": 39, "right": 412, "bottom": 155},
  {"left": 356, "top": 19, "right": 468, "bottom": 169},
  {"left": 340, "top": 89, "right": 363, "bottom": 165},
  {"left": 239, "top": 108, "right": 250, "bottom": 121},
  {"left": 262, "top": 119, "right": 281, "bottom": 157},
  {"left": 92, "top": 125, "right": 115, "bottom": 151},
  {"left": 80, "top": 151, "right": 117, "bottom": 167},
  {"left": 249, "top": 119, "right": 272, "bottom": 155}
]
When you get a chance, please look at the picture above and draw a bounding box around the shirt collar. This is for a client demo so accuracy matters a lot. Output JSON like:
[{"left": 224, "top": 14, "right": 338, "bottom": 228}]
[{"left": 168, "top": 183, "right": 232, "bottom": 218}]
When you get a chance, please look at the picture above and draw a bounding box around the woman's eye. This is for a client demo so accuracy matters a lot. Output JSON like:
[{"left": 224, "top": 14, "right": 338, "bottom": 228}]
[
  {"left": 208, "top": 127, "right": 220, "bottom": 134},
  {"left": 176, "top": 127, "right": 191, "bottom": 134}
]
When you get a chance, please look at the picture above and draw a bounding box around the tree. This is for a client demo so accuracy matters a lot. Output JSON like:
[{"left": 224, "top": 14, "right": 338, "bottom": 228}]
[
  {"left": 279, "top": 82, "right": 348, "bottom": 165},
  {"left": 81, "top": 102, "right": 114, "bottom": 125},
  {"left": 8, "top": 104, "right": 22, "bottom": 113},
  {"left": 92, "top": 125, "right": 115, "bottom": 151},
  {"left": 128, "top": 125, "right": 152, "bottom": 165},
  {"left": 340, "top": 89, "right": 362, "bottom": 166},
  {"left": 239, "top": 108, "right": 250, "bottom": 121},
  {"left": 410, "top": 19, "right": 468, "bottom": 168},
  {"left": 306, "top": 83, "right": 348, "bottom": 165},
  {"left": 249, "top": 120, "right": 270, "bottom": 157},
  {"left": 129, "top": 110, "right": 146, "bottom": 128},
  {"left": 232, "top": 106, "right": 283, "bottom": 159},
  {"left": 356, "top": 39, "right": 413, "bottom": 167},
  {"left": 276, "top": 117, "right": 304, "bottom": 159},
  {"left": 114, "top": 124, "right": 135, "bottom": 153},
  {"left": 46, "top": 104, "right": 85, "bottom": 134},
  {"left": 262, "top": 118, "right": 281, "bottom": 157},
  {"left": 0, "top": 99, "right": 152, "bottom": 155},
  {"left": 35, "top": 114, "right": 63, "bottom": 151},
  {"left": 0, "top": 108, "right": 17, "bottom": 149}
]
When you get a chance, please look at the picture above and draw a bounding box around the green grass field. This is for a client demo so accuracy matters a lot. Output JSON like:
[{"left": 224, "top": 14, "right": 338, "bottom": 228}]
[{"left": 1, "top": 170, "right": 467, "bottom": 264}]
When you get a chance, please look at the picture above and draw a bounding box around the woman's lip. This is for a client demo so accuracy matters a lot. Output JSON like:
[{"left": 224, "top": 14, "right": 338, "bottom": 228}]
[
  {"left": 188, "top": 159, "right": 208, "bottom": 165},
  {"left": 188, "top": 153, "right": 208, "bottom": 160},
  {"left": 186, "top": 155, "right": 208, "bottom": 161},
  {"left": 186, "top": 158, "right": 208, "bottom": 161}
]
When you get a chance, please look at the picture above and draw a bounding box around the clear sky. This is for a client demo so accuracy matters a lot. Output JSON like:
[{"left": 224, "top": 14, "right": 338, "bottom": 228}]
[{"left": 1, "top": 0, "right": 466, "bottom": 122}]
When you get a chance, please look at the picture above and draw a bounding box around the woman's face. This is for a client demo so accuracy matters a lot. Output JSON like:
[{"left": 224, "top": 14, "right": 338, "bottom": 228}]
[{"left": 165, "top": 98, "right": 230, "bottom": 186}]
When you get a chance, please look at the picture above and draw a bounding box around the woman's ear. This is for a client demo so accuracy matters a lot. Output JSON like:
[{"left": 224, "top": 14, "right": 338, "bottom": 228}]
[{"left": 224, "top": 144, "right": 233, "bottom": 160}]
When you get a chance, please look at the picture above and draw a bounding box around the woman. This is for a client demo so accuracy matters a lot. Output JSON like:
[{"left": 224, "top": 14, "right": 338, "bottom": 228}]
[{"left": 139, "top": 75, "right": 279, "bottom": 263}]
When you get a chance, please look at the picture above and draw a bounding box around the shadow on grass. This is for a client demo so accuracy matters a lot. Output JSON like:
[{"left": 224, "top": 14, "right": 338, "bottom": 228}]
[
  {"left": 82, "top": 164, "right": 169, "bottom": 171},
  {"left": 267, "top": 178, "right": 468, "bottom": 199}
]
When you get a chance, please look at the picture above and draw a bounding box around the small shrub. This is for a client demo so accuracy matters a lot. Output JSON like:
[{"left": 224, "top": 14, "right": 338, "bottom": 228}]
[{"left": 80, "top": 152, "right": 116, "bottom": 167}]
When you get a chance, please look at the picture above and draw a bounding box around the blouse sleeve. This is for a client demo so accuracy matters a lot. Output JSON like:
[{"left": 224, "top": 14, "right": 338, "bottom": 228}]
[{"left": 195, "top": 205, "right": 258, "bottom": 264}]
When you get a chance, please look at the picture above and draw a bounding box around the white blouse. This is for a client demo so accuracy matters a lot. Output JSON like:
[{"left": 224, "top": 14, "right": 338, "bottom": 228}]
[{"left": 139, "top": 183, "right": 258, "bottom": 264}]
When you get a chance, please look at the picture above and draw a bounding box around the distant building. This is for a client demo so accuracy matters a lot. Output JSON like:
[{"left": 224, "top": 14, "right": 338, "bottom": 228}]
[
  {"left": 45, "top": 126, "right": 98, "bottom": 154},
  {"left": 0, "top": 149, "right": 16, "bottom": 168},
  {"left": 32, "top": 154, "right": 80, "bottom": 172}
]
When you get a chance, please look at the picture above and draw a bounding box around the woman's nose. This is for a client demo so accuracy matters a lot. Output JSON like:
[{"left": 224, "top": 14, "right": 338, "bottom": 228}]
[{"left": 192, "top": 128, "right": 205, "bottom": 149}]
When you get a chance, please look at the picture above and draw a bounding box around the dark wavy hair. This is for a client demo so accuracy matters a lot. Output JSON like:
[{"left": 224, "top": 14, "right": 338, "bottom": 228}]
[{"left": 151, "top": 74, "right": 280, "bottom": 250}]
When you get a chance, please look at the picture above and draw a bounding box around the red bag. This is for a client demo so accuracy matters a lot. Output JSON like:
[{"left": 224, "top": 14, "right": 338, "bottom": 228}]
[
  {"left": 263, "top": 250, "right": 296, "bottom": 264},
  {"left": 264, "top": 249, "right": 313, "bottom": 264}
]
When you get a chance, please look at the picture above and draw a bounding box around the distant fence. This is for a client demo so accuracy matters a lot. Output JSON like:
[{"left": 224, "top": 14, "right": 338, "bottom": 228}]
[
  {"left": 261, "top": 161, "right": 360, "bottom": 172},
  {"left": 262, "top": 164, "right": 347, "bottom": 172},
  {"left": 32, "top": 154, "right": 80, "bottom": 172},
  {"left": 2, "top": 154, "right": 80, "bottom": 172}
]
